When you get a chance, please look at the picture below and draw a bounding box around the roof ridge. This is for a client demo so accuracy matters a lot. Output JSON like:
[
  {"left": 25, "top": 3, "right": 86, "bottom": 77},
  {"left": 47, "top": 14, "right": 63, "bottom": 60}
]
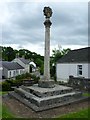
[{"left": 57, "top": 47, "right": 90, "bottom": 63}]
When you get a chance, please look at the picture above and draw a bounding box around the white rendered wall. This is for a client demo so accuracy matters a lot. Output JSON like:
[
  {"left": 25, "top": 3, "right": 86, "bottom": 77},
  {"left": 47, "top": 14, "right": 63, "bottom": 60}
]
[
  {"left": 3, "top": 67, "right": 8, "bottom": 78},
  {"left": 56, "top": 63, "right": 90, "bottom": 81},
  {"left": 8, "top": 69, "right": 25, "bottom": 78},
  {"left": 82, "top": 63, "right": 89, "bottom": 78}
]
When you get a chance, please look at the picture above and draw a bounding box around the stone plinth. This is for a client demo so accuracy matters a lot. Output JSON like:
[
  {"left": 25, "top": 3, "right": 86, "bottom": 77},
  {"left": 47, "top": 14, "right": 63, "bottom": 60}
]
[
  {"left": 9, "top": 84, "right": 86, "bottom": 112},
  {"left": 38, "top": 80, "right": 55, "bottom": 88}
]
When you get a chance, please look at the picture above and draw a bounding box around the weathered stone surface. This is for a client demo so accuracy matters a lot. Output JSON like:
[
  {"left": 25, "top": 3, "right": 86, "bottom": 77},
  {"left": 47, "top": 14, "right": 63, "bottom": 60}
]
[
  {"left": 68, "top": 76, "right": 90, "bottom": 91},
  {"left": 9, "top": 90, "right": 87, "bottom": 112},
  {"left": 38, "top": 80, "right": 55, "bottom": 88},
  {"left": 43, "top": 7, "right": 52, "bottom": 82},
  {"left": 28, "top": 84, "right": 73, "bottom": 97},
  {"left": 9, "top": 84, "right": 85, "bottom": 111}
]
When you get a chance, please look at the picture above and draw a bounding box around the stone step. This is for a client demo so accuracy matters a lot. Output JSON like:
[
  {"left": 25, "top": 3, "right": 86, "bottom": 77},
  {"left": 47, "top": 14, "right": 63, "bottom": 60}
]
[
  {"left": 9, "top": 91, "right": 88, "bottom": 112},
  {"left": 20, "top": 84, "right": 73, "bottom": 98},
  {"left": 9, "top": 91, "right": 39, "bottom": 111},
  {"left": 14, "top": 87, "right": 82, "bottom": 107}
]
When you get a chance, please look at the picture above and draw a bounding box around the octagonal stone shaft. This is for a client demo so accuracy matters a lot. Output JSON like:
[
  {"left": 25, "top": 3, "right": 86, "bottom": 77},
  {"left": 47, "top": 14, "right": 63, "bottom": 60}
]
[{"left": 44, "top": 18, "right": 52, "bottom": 81}]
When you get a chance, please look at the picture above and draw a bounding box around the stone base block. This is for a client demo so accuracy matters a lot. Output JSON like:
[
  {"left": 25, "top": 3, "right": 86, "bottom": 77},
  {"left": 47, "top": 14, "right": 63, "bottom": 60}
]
[
  {"left": 38, "top": 80, "right": 55, "bottom": 88},
  {"left": 24, "top": 84, "right": 73, "bottom": 98},
  {"left": 8, "top": 84, "right": 86, "bottom": 111},
  {"left": 9, "top": 91, "right": 88, "bottom": 112}
]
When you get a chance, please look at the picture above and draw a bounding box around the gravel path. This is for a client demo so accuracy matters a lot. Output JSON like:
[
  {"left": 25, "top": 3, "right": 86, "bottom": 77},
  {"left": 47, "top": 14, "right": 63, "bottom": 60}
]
[{"left": 2, "top": 95, "right": 89, "bottom": 118}]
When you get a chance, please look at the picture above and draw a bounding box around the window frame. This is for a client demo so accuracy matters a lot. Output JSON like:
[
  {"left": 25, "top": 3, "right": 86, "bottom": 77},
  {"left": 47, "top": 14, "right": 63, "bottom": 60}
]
[{"left": 77, "top": 65, "right": 82, "bottom": 76}]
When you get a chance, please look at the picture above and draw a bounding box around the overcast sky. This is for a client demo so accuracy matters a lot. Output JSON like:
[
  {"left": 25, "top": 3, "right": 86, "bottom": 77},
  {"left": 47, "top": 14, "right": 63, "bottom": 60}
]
[{"left": 0, "top": 0, "right": 89, "bottom": 55}]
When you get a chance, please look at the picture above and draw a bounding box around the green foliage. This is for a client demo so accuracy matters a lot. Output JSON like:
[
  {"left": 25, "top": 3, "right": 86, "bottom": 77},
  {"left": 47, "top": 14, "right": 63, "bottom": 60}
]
[
  {"left": 52, "top": 47, "right": 71, "bottom": 64},
  {"left": 15, "top": 72, "right": 40, "bottom": 80},
  {"left": 34, "top": 58, "right": 44, "bottom": 75},
  {"left": 0, "top": 103, "right": 1, "bottom": 118},
  {"left": 2, "top": 104, "right": 15, "bottom": 118},
  {"left": 58, "top": 108, "right": 89, "bottom": 118},
  {"left": 0, "top": 91, "right": 8, "bottom": 95},
  {"left": 2, "top": 81, "right": 13, "bottom": 91},
  {"left": 2, "top": 73, "right": 40, "bottom": 91},
  {"left": 50, "top": 47, "right": 71, "bottom": 79},
  {"left": 83, "top": 93, "right": 90, "bottom": 97},
  {"left": 2, "top": 46, "right": 15, "bottom": 61},
  {"left": 1, "top": 46, "right": 44, "bottom": 75},
  {"left": 15, "top": 73, "right": 30, "bottom": 80}
]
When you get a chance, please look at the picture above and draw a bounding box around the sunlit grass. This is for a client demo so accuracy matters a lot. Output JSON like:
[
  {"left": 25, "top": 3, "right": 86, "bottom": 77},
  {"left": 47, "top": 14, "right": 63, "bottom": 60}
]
[
  {"left": 57, "top": 108, "right": 89, "bottom": 118},
  {"left": 0, "top": 91, "right": 8, "bottom": 96},
  {"left": 0, "top": 91, "right": 14, "bottom": 118},
  {"left": 2, "top": 103, "right": 15, "bottom": 118},
  {"left": 83, "top": 93, "right": 90, "bottom": 97},
  {"left": 0, "top": 103, "right": 2, "bottom": 119}
]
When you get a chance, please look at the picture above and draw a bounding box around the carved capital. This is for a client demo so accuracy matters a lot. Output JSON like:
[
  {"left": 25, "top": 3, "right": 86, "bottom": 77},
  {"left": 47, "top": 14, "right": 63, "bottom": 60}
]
[
  {"left": 44, "top": 19, "right": 52, "bottom": 27},
  {"left": 43, "top": 6, "right": 52, "bottom": 18}
]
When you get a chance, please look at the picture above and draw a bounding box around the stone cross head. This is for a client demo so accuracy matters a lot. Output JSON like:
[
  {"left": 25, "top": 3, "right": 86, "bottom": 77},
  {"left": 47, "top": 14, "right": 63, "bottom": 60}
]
[{"left": 43, "top": 6, "right": 52, "bottom": 18}]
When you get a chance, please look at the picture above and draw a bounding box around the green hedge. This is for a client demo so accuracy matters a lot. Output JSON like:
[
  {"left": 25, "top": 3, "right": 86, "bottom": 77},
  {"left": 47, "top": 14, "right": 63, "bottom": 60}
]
[
  {"left": 2, "top": 73, "right": 40, "bottom": 91},
  {"left": 15, "top": 72, "right": 40, "bottom": 81},
  {"left": 2, "top": 81, "right": 13, "bottom": 91}
]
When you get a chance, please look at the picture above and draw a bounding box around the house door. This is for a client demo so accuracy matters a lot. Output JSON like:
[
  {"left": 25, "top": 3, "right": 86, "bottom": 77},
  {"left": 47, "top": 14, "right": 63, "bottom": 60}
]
[{"left": 30, "top": 66, "right": 32, "bottom": 73}]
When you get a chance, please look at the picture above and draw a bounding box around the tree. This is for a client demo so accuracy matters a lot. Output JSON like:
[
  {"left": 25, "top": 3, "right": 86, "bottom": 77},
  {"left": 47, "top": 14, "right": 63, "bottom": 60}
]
[
  {"left": 35, "top": 58, "right": 44, "bottom": 75},
  {"left": 50, "top": 47, "right": 71, "bottom": 79},
  {"left": 51, "top": 47, "right": 71, "bottom": 65},
  {"left": 2, "top": 47, "right": 15, "bottom": 61}
]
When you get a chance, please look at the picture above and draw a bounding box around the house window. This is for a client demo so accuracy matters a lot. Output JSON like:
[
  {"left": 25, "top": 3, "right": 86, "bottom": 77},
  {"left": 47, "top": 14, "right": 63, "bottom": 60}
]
[
  {"left": 16, "top": 70, "right": 19, "bottom": 75},
  {"left": 13, "top": 71, "right": 16, "bottom": 76},
  {"left": 77, "top": 65, "right": 82, "bottom": 76},
  {"left": 9, "top": 71, "right": 11, "bottom": 77},
  {"left": 20, "top": 70, "right": 21, "bottom": 74}
]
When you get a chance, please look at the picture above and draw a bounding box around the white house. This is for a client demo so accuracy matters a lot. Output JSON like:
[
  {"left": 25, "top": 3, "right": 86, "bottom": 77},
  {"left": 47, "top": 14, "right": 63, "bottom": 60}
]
[
  {"left": 56, "top": 47, "right": 90, "bottom": 82},
  {"left": 13, "top": 58, "right": 36, "bottom": 73},
  {"left": 1, "top": 61, "right": 25, "bottom": 78}
]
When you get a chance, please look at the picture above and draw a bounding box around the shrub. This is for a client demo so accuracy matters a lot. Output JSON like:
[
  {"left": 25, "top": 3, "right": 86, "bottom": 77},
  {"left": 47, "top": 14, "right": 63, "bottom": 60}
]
[
  {"left": 2, "top": 73, "right": 40, "bottom": 91},
  {"left": 15, "top": 73, "right": 31, "bottom": 80},
  {"left": 2, "top": 81, "right": 13, "bottom": 91}
]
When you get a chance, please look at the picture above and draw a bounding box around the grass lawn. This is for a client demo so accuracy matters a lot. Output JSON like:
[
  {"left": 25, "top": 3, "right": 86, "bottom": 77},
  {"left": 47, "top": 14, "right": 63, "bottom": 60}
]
[
  {"left": 0, "top": 91, "right": 15, "bottom": 118},
  {"left": 83, "top": 93, "right": 90, "bottom": 97},
  {"left": 57, "top": 108, "right": 90, "bottom": 118},
  {"left": 57, "top": 92, "right": 90, "bottom": 118},
  {"left": 0, "top": 91, "right": 8, "bottom": 96},
  {"left": 0, "top": 103, "right": 2, "bottom": 119},
  {"left": 2, "top": 103, "right": 15, "bottom": 118},
  {"left": 57, "top": 107, "right": 89, "bottom": 118}
]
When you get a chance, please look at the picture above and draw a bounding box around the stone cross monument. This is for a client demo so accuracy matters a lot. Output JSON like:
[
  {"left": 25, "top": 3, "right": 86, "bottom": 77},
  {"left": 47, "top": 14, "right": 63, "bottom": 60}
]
[
  {"left": 43, "top": 7, "right": 52, "bottom": 81},
  {"left": 10, "top": 7, "right": 83, "bottom": 112},
  {"left": 38, "top": 7, "right": 55, "bottom": 88}
]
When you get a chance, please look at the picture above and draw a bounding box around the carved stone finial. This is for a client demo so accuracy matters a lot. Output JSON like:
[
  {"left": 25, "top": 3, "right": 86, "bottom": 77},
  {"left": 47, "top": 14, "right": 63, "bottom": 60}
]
[{"left": 43, "top": 6, "right": 52, "bottom": 18}]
